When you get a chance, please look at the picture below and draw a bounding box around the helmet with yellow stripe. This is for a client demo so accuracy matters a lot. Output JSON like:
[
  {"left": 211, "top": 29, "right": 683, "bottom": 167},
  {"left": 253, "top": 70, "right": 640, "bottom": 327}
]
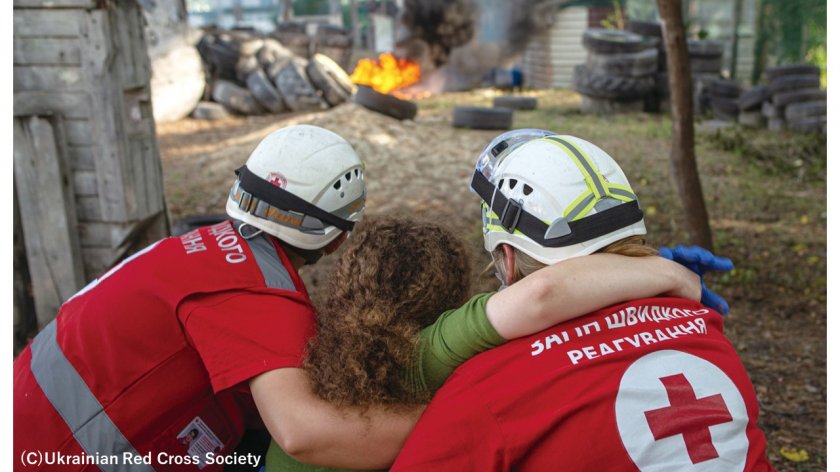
[{"left": 470, "top": 130, "right": 646, "bottom": 264}]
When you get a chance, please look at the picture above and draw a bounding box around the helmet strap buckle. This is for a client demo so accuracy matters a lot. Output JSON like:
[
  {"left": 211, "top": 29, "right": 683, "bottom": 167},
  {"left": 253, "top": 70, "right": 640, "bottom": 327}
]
[{"left": 500, "top": 198, "right": 523, "bottom": 233}]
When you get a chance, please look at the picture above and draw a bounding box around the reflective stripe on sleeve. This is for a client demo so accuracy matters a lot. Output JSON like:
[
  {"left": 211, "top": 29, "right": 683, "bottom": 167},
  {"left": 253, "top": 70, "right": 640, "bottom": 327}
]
[
  {"left": 30, "top": 321, "right": 155, "bottom": 472},
  {"left": 244, "top": 234, "right": 297, "bottom": 291}
]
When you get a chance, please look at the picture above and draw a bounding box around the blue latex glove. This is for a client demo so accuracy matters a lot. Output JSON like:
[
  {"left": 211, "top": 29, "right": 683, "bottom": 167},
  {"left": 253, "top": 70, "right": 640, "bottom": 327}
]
[{"left": 659, "top": 245, "right": 734, "bottom": 315}]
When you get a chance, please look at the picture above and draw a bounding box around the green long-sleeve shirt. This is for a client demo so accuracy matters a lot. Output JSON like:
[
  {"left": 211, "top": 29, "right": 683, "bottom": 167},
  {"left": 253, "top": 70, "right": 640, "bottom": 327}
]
[{"left": 265, "top": 293, "right": 504, "bottom": 472}]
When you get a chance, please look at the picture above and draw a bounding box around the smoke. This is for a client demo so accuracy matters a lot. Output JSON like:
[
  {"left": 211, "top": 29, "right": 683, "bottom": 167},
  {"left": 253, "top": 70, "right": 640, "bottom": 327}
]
[
  {"left": 397, "top": 0, "right": 567, "bottom": 91},
  {"left": 399, "top": 0, "right": 477, "bottom": 67}
]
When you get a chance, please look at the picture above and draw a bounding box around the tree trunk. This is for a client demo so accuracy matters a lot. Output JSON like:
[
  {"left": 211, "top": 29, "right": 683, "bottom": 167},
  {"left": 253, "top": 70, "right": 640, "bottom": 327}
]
[
  {"left": 657, "top": 0, "right": 714, "bottom": 249},
  {"left": 730, "top": 0, "right": 744, "bottom": 79}
]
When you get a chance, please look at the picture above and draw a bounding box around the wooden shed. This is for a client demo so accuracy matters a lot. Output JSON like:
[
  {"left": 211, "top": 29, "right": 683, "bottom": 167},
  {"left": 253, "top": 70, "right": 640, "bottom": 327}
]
[{"left": 13, "top": 0, "right": 169, "bottom": 336}]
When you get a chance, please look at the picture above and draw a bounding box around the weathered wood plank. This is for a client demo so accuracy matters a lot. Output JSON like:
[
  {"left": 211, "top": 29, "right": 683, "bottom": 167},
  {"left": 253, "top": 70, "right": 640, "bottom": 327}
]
[
  {"left": 78, "top": 222, "right": 137, "bottom": 248},
  {"left": 75, "top": 195, "right": 104, "bottom": 221},
  {"left": 14, "top": 65, "right": 85, "bottom": 92},
  {"left": 14, "top": 10, "right": 84, "bottom": 37},
  {"left": 64, "top": 119, "right": 94, "bottom": 146},
  {"left": 82, "top": 247, "right": 124, "bottom": 279},
  {"left": 13, "top": 115, "right": 85, "bottom": 328},
  {"left": 14, "top": 91, "right": 91, "bottom": 118},
  {"left": 14, "top": 37, "right": 82, "bottom": 66},
  {"left": 67, "top": 144, "right": 95, "bottom": 170},
  {"left": 82, "top": 9, "right": 128, "bottom": 222},
  {"left": 110, "top": 2, "right": 151, "bottom": 89},
  {"left": 72, "top": 170, "right": 98, "bottom": 196},
  {"left": 14, "top": 0, "right": 95, "bottom": 7}
]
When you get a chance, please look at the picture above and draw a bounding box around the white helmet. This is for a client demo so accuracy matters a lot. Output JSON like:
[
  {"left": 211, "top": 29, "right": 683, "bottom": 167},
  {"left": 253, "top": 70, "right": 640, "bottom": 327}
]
[
  {"left": 226, "top": 125, "right": 366, "bottom": 250},
  {"left": 470, "top": 130, "right": 646, "bottom": 264}
]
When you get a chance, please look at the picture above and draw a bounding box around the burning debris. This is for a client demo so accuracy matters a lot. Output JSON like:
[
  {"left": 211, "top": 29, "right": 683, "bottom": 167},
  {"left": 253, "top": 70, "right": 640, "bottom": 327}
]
[
  {"left": 399, "top": 0, "right": 476, "bottom": 67},
  {"left": 350, "top": 53, "right": 421, "bottom": 95}
]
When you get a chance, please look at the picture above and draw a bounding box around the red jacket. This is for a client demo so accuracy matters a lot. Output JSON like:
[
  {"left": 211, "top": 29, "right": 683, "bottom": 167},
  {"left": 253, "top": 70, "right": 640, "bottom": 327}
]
[
  {"left": 14, "top": 221, "right": 315, "bottom": 471},
  {"left": 392, "top": 297, "right": 774, "bottom": 472}
]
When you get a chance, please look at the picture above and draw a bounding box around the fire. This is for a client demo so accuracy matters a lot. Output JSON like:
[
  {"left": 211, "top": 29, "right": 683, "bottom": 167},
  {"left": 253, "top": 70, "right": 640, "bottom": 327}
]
[{"left": 350, "top": 52, "right": 421, "bottom": 95}]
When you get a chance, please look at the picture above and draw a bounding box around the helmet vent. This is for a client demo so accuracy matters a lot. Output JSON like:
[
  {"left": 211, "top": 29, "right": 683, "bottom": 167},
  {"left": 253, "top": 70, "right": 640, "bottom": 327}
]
[
  {"left": 345, "top": 172, "right": 351, "bottom": 181},
  {"left": 498, "top": 179, "right": 504, "bottom": 189},
  {"left": 354, "top": 169, "right": 359, "bottom": 177},
  {"left": 333, "top": 180, "right": 341, "bottom": 190},
  {"left": 523, "top": 184, "right": 533, "bottom": 196},
  {"left": 509, "top": 179, "right": 518, "bottom": 189}
]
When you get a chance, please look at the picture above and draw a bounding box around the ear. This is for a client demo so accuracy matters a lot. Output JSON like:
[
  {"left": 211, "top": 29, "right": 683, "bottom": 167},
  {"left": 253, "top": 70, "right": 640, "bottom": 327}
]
[
  {"left": 502, "top": 244, "right": 516, "bottom": 286},
  {"left": 323, "top": 231, "right": 349, "bottom": 255}
]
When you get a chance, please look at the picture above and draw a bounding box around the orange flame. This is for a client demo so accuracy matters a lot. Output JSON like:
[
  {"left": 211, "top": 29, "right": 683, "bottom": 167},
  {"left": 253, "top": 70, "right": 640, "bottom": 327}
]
[{"left": 350, "top": 52, "right": 421, "bottom": 95}]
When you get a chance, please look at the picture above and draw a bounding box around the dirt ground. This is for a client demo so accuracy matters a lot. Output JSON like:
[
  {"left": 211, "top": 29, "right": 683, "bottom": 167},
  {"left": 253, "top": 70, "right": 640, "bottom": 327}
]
[{"left": 157, "top": 88, "right": 827, "bottom": 471}]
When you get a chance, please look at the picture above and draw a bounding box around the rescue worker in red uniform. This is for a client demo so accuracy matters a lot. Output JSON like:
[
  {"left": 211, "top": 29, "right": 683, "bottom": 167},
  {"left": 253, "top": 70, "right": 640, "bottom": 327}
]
[
  {"left": 392, "top": 131, "right": 774, "bottom": 471},
  {"left": 14, "top": 125, "right": 421, "bottom": 471}
]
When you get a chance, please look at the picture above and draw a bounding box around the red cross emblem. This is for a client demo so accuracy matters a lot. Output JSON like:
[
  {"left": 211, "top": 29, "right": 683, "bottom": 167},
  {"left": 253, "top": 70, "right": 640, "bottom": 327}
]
[{"left": 644, "top": 373, "right": 733, "bottom": 464}]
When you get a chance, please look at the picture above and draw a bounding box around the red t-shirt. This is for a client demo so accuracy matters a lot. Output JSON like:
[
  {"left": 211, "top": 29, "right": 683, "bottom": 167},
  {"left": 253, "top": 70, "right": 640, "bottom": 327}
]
[
  {"left": 392, "top": 297, "right": 774, "bottom": 472},
  {"left": 14, "top": 222, "right": 315, "bottom": 471}
]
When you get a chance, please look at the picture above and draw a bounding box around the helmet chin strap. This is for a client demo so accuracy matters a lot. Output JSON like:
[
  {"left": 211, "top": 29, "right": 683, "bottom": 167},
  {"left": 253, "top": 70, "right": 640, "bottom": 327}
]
[{"left": 280, "top": 242, "right": 325, "bottom": 266}]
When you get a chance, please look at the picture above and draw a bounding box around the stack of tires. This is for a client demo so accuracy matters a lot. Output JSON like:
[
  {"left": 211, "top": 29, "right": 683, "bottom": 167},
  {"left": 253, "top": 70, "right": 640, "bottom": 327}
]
[
  {"left": 704, "top": 78, "right": 741, "bottom": 121},
  {"left": 687, "top": 40, "right": 726, "bottom": 115},
  {"left": 625, "top": 19, "right": 668, "bottom": 112},
  {"left": 573, "top": 29, "right": 658, "bottom": 114},
  {"left": 194, "top": 27, "right": 355, "bottom": 119},
  {"left": 736, "top": 85, "right": 769, "bottom": 127},
  {"left": 760, "top": 64, "right": 825, "bottom": 133}
]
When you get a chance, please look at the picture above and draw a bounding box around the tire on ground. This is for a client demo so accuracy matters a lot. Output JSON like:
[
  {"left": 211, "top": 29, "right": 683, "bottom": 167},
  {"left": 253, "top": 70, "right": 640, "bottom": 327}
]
[
  {"left": 257, "top": 39, "right": 294, "bottom": 68},
  {"left": 784, "top": 101, "right": 827, "bottom": 121},
  {"left": 761, "top": 101, "right": 784, "bottom": 119},
  {"left": 707, "top": 79, "right": 741, "bottom": 98},
  {"left": 772, "top": 88, "right": 826, "bottom": 107},
  {"left": 452, "top": 106, "right": 512, "bottom": 130},
  {"left": 572, "top": 65, "right": 654, "bottom": 100},
  {"left": 191, "top": 101, "right": 230, "bottom": 121},
  {"left": 235, "top": 55, "right": 260, "bottom": 82},
  {"left": 582, "top": 28, "right": 648, "bottom": 54},
  {"left": 687, "top": 40, "right": 724, "bottom": 57},
  {"left": 625, "top": 19, "right": 663, "bottom": 39},
  {"left": 689, "top": 56, "right": 723, "bottom": 74},
  {"left": 306, "top": 53, "right": 354, "bottom": 106},
  {"left": 272, "top": 58, "right": 325, "bottom": 112},
  {"left": 212, "top": 80, "right": 266, "bottom": 115},
  {"left": 354, "top": 85, "right": 418, "bottom": 120},
  {"left": 492, "top": 95, "right": 538, "bottom": 110},
  {"left": 586, "top": 48, "right": 658, "bottom": 77},
  {"left": 737, "top": 86, "right": 770, "bottom": 111},
  {"left": 768, "top": 75, "right": 821, "bottom": 94},
  {"left": 765, "top": 64, "right": 820, "bottom": 82},
  {"left": 171, "top": 215, "right": 229, "bottom": 237},
  {"left": 246, "top": 69, "right": 288, "bottom": 113},
  {"left": 787, "top": 116, "right": 826, "bottom": 133}
]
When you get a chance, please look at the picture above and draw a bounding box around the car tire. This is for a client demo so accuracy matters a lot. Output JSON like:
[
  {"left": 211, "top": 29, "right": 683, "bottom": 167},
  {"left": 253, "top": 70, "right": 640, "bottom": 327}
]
[
  {"left": 707, "top": 79, "right": 741, "bottom": 98},
  {"left": 737, "top": 86, "right": 770, "bottom": 111},
  {"left": 784, "top": 101, "right": 827, "bottom": 121},
  {"left": 772, "top": 88, "right": 826, "bottom": 107},
  {"left": 211, "top": 80, "right": 265, "bottom": 115},
  {"left": 272, "top": 58, "right": 325, "bottom": 112},
  {"left": 765, "top": 64, "right": 820, "bottom": 82},
  {"left": 625, "top": 19, "right": 663, "bottom": 39},
  {"left": 191, "top": 101, "right": 230, "bottom": 120},
  {"left": 572, "top": 65, "right": 654, "bottom": 100},
  {"left": 452, "top": 106, "right": 513, "bottom": 129},
  {"left": 761, "top": 101, "right": 784, "bottom": 119},
  {"left": 710, "top": 97, "right": 739, "bottom": 116},
  {"left": 687, "top": 40, "right": 724, "bottom": 57},
  {"left": 768, "top": 74, "right": 821, "bottom": 95},
  {"left": 354, "top": 85, "right": 418, "bottom": 120},
  {"left": 579, "top": 95, "right": 644, "bottom": 115},
  {"left": 492, "top": 95, "right": 538, "bottom": 110},
  {"left": 257, "top": 39, "right": 294, "bottom": 68},
  {"left": 787, "top": 116, "right": 826, "bottom": 133},
  {"left": 171, "top": 214, "right": 229, "bottom": 237},
  {"left": 246, "top": 69, "right": 288, "bottom": 114},
  {"left": 582, "top": 28, "right": 648, "bottom": 54},
  {"left": 689, "top": 56, "right": 723, "bottom": 74},
  {"left": 306, "top": 53, "right": 354, "bottom": 106},
  {"left": 586, "top": 48, "right": 658, "bottom": 78}
]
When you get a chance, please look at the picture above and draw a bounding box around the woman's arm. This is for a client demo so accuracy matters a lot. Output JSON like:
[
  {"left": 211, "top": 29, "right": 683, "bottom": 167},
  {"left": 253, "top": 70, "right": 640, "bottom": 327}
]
[
  {"left": 251, "top": 367, "right": 422, "bottom": 469},
  {"left": 486, "top": 254, "right": 700, "bottom": 339}
]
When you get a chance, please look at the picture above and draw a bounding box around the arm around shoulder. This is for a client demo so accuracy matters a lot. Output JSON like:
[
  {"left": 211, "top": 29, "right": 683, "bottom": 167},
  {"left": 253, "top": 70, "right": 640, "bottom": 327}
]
[{"left": 250, "top": 367, "right": 422, "bottom": 469}]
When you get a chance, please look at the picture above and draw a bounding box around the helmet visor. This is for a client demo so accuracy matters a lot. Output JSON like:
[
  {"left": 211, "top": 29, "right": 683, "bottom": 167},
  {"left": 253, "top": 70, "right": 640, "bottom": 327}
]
[{"left": 471, "top": 128, "right": 555, "bottom": 192}]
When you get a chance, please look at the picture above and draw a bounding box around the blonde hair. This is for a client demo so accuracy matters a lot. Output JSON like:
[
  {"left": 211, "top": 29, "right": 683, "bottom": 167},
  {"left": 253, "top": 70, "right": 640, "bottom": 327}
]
[{"left": 491, "top": 236, "right": 658, "bottom": 282}]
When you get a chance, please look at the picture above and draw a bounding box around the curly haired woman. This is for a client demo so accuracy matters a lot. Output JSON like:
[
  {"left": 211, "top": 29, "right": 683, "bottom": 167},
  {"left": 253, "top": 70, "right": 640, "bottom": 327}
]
[{"left": 265, "top": 216, "right": 705, "bottom": 471}]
